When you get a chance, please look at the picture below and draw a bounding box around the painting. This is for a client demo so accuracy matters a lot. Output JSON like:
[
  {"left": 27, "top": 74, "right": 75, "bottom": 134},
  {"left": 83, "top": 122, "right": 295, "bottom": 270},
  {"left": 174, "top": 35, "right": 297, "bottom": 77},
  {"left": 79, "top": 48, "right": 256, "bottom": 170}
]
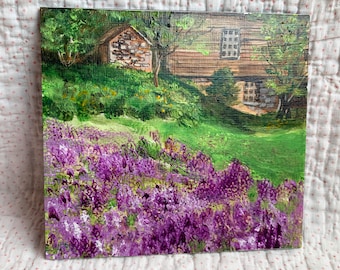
[{"left": 41, "top": 8, "right": 308, "bottom": 259}]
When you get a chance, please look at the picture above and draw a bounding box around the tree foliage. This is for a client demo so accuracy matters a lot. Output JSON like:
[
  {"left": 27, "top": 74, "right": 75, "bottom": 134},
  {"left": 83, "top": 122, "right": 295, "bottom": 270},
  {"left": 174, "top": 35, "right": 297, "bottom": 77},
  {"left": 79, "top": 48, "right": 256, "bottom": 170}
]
[
  {"left": 127, "top": 11, "right": 207, "bottom": 87},
  {"left": 40, "top": 8, "right": 124, "bottom": 66},
  {"left": 252, "top": 14, "right": 309, "bottom": 119},
  {"left": 40, "top": 9, "right": 207, "bottom": 86},
  {"left": 206, "top": 67, "right": 239, "bottom": 106}
]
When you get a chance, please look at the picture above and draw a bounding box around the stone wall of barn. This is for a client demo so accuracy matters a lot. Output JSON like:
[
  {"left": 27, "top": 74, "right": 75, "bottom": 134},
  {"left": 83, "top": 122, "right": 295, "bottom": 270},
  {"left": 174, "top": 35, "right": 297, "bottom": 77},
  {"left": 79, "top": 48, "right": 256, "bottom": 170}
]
[
  {"left": 257, "top": 81, "right": 278, "bottom": 110},
  {"left": 108, "top": 29, "right": 152, "bottom": 72},
  {"left": 236, "top": 80, "right": 278, "bottom": 114}
]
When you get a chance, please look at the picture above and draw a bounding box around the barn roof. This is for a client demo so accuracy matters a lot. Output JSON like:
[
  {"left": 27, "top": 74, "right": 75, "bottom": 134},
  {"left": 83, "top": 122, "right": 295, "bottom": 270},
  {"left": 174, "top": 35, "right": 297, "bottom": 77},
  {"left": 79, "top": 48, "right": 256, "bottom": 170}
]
[{"left": 99, "top": 24, "right": 152, "bottom": 46}]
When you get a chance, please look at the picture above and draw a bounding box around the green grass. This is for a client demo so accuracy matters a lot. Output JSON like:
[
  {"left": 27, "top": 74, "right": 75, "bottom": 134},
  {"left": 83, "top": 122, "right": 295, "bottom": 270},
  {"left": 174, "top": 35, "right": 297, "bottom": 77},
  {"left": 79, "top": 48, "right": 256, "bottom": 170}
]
[
  {"left": 42, "top": 63, "right": 306, "bottom": 185},
  {"left": 71, "top": 114, "right": 306, "bottom": 185},
  {"left": 42, "top": 64, "right": 201, "bottom": 125},
  {"left": 148, "top": 118, "right": 306, "bottom": 185}
]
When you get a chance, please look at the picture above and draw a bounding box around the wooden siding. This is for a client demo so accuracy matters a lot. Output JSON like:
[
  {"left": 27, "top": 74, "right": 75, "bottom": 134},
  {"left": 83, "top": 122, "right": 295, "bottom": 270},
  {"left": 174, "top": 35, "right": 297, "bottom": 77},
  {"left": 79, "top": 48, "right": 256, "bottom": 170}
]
[{"left": 168, "top": 13, "right": 269, "bottom": 79}]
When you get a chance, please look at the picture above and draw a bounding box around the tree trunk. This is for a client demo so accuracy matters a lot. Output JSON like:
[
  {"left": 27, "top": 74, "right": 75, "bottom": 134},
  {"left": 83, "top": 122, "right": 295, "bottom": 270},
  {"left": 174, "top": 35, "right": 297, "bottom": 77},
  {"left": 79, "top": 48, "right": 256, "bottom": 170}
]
[
  {"left": 152, "top": 51, "right": 162, "bottom": 87},
  {"left": 276, "top": 94, "right": 292, "bottom": 120},
  {"left": 58, "top": 41, "right": 79, "bottom": 67}
]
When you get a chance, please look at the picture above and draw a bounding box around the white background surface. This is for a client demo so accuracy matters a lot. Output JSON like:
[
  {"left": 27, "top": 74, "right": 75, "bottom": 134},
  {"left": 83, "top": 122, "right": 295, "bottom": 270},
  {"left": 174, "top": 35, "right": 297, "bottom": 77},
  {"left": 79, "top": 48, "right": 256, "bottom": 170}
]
[{"left": 0, "top": 0, "right": 339, "bottom": 269}]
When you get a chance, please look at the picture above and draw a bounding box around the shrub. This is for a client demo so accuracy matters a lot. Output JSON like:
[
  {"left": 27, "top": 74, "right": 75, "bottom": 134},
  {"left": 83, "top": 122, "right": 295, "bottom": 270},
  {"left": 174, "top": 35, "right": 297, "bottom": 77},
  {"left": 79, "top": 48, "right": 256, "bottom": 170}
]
[
  {"left": 125, "top": 96, "right": 156, "bottom": 121},
  {"left": 42, "top": 96, "right": 75, "bottom": 121},
  {"left": 103, "top": 95, "right": 126, "bottom": 119},
  {"left": 206, "top": 67, "right": 239, "bottom": 105},
  {"left": 42, "top": 73, "right": 76, "bottom": 121},
  {"left": 74, "top": 84, "right": 104, "bottom": 121},
  {"left": 170, "top": 102, "right": 201, "bottom": 127},
  {"left": 42, "top": 64, "right": 202, "bottom": 125},
  {"left": 138, "top": 103, "right": 156, "bottom": 121}
]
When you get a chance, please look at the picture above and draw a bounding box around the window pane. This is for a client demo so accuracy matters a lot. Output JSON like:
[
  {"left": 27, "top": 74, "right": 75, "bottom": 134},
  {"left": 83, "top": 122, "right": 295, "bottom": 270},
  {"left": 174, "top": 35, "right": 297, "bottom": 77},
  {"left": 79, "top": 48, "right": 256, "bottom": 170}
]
[{"left": 221, "top": 29, "right": 240, "bottom": 59}]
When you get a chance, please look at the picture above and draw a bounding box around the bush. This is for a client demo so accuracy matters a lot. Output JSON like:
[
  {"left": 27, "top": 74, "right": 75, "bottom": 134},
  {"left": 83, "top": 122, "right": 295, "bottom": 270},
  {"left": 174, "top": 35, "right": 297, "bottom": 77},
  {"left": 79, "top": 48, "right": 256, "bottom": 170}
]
[
  {"left": 103, "top": 95, "right": 126, "bottom": 119},
  {"left": 206, "top": 67, "right": 239, "bottom": 105},
  {"left": 42, "top": 71, "right": 76, "bottom": 121},
  {"left": 170, "top": 102, "right": 201, "bottom": 127},
  {"left": 138, "top": 103, "right": 156, "bottom": 121},
  {"left": 42, "top": 96, "right": 75, "bottom": 121},
  {"left": 73, "top": 84, "right": 104, "bottom": 121},
  {"left": 125, "top": 95, "right": 156, "bottom": 121},
  {"left": 42, "top": 64, "right": 202, "bottom": 125}
]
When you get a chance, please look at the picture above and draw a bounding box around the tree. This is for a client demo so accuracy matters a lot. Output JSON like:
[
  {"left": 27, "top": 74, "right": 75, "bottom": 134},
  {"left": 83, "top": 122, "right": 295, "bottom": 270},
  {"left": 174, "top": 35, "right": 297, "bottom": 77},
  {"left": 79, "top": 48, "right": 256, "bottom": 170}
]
[
  {"left": 40, "top": 8, "right": 114, "bottom": 66},
  {"left": 128, "top": 12, "right": 207, "bottom": 87},
  {"left": 252, "top": 14, "right": 309, "bottom": 119},
  {"left": 41, "top": 9, "right": 207, "bottom": 86},
  {"left": 206, "top": 67, "right": 239, "bottom": 105}
]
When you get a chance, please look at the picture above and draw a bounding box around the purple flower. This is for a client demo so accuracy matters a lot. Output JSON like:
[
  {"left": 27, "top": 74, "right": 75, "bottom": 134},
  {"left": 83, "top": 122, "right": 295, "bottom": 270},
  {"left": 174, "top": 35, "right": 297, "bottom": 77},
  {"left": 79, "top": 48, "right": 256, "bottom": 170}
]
[
  {"left": 48, "top": 205, "right": 60, "bottom": 221},
  {"left": 231, "top": 235, "right": 257, "bottom": 250},
  {"left": 58, "top": 190, "right": 71, "bottom": 205},
  {"left": 66, "top": 168, "right": 74, "bottom": 177},
  {"left": 233, "top": 203, "right": 252, "bottom": 231},
  {"left": 44, "top": 119, "right": 303, "bottom": 258},
  {"left": 47, "top": 233, "right": 58, "bottom": 249},
  {"left": 257, "top": 179, "right": 277, "bottom": 204},
  {"left": 219, "top": 160, "right": 254, "bottom": 200}
]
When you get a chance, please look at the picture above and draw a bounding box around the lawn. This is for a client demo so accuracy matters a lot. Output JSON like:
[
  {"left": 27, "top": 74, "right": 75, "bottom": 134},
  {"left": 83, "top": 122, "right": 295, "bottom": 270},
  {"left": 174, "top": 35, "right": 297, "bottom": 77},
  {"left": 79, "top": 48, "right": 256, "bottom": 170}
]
[{"left": 70, "top": 114, "right": 306, "bottom": 185}]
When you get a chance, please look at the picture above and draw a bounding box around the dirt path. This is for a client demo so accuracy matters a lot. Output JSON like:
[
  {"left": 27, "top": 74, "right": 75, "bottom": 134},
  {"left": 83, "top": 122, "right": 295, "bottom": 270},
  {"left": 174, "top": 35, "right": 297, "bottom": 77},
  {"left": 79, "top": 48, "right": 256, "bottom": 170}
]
[{"left": 232, "top": 103, "right": 266, "bottom": 116}]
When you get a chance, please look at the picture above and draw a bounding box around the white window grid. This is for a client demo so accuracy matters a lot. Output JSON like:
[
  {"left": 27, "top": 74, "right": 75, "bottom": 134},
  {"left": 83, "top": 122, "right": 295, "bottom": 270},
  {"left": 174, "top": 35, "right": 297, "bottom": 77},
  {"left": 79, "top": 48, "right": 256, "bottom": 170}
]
[{"left": 220, "top": 29, "right": 240, "bottom": 60}]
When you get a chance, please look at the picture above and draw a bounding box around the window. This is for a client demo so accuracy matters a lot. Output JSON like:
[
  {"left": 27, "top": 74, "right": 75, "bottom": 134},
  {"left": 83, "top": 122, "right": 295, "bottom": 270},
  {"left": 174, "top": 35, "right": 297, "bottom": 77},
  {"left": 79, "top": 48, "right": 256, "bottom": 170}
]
[
  {"left": 243, "top": 81, "right": 258, "bottom": 104},
  {"left": 220, "top": 29, "right": 240, "bottom": 60}
]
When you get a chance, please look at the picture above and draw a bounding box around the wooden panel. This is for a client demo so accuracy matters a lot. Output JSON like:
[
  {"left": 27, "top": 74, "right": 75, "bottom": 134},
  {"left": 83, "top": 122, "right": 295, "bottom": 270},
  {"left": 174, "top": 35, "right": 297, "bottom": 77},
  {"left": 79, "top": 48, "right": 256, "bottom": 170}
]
[
  {"left": 168, "top": 51, "right": 268, "bottom": 78},
  {"left": 168, "top": 13, "right": 270, "bottom": 79}
]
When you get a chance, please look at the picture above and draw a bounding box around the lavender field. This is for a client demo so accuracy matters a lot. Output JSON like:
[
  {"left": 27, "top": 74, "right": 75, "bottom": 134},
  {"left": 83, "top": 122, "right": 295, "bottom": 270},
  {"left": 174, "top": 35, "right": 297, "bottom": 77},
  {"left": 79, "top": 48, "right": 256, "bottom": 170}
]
[{"left": 44, "top": 118, "right": 303, "bottom": 259}]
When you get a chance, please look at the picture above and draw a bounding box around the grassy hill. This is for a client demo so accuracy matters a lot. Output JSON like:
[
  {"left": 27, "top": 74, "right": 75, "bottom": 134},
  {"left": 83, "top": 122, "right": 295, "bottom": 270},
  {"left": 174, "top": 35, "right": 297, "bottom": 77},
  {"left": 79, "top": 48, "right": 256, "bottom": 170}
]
[
  {"left": 69, "top": 113, "right": 306, "bottom": 185},
  {"left": 42, "top": 63, "right": 306, "bottom": 185}
]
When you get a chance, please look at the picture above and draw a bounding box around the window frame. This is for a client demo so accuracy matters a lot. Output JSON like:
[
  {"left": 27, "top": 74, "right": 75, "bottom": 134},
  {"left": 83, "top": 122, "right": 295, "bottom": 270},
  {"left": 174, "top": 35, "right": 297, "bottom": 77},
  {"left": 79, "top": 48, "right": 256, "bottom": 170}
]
[{"left": 220, "top": 28, "right": 241, "bottom": 60}]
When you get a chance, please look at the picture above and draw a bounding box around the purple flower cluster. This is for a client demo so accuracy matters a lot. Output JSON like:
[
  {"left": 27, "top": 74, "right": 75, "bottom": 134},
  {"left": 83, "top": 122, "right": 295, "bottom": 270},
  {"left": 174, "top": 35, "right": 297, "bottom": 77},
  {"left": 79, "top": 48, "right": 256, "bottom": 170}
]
[{"left": 44, "top": 119, "right": 303, "bottom": 259}]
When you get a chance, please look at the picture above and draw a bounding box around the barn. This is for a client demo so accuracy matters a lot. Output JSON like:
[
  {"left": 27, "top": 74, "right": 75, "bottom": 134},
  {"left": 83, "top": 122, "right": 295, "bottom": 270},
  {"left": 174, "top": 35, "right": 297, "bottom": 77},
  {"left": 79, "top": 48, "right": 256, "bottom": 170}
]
[
  {"left": 96, "top": 14, "right": 307, "bottom": 115},
  {"left": 167, "top": 13, "right": 286, "bottom": 114},
  {"left": 168, "top": 14, "right": 269, "bottom": 78},
  {"left": 98, "top": 25, "right": 152, "bottom": 72}
]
